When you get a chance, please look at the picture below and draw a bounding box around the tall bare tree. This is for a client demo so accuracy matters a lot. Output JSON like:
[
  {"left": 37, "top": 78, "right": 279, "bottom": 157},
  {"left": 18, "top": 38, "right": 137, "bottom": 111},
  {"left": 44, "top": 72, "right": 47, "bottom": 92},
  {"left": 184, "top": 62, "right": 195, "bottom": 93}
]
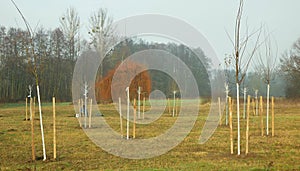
[
  {"left": 88, "top": 8, "right": 116, "bottom": 79},
  {"left": 10, "top": 0, "right": 46, "bottom": 160},
  {"left": 280, "top": 38, "right": 300, "bottom": 98},
  {"left": 59, "top": 8, "right": 80, "bottom": 100},
  {"left": 255, "top": 29, "right": 277, "bottom": 136},
  {"left": 59, "top": 7, "right": 80, "bottom": 60},
  {"left": 228, "top": 0, "right": 262, "bottom": 155}
]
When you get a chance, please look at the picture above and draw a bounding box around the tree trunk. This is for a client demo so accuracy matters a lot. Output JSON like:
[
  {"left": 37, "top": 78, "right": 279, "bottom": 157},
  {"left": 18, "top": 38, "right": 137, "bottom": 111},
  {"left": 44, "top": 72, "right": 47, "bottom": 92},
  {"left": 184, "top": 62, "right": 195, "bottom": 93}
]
[
  {"left": 53, "top": 97, "right": 56, "bottom": 159},
  {"left": 229, "top": 96, "right": 233, "bottom": 154},
  {"left": 126, "top": 87, "right": 130, "bottom": 140},
  {"left": 119, "top": 97, "right": 123, "bottom": 137},
  {"left": 37, "top": 85, "right": 46, "bottom": 161},
  {"left": 225, "top": 90, "right": 229, "bottom": 126},
  {"left": 31, "top": 97, "right": 35, "bottom": 161},
  {"left": 246, "top": 95, "right": 250, "bottom": 155},
  {"left": 138, "top": 86, "right": 141, "bottom": 119},
  {"left": 266, "top": 84, "right": 270, "bottom": 136},
  {"left": 84, "top": 82, "right": 88, "bottom": 128},
  {"left": 271, "top": 96, "right": 275, "bottom": 137},
  {"left": 236, "top": 83, "right": 240, "bottom": 155},
  {"left": 173, "top": 91, "right": 176, "bottom": 117},
  {"left": 218, "top": 97, "right": 222, "bottom": 126}
]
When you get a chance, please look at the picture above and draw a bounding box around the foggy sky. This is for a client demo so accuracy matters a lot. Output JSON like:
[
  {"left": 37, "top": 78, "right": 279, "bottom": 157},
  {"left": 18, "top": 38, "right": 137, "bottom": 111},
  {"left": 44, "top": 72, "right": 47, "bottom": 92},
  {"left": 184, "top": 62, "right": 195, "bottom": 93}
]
[{"left": 1, "top": 0, "right": 300, "bottom": 65}]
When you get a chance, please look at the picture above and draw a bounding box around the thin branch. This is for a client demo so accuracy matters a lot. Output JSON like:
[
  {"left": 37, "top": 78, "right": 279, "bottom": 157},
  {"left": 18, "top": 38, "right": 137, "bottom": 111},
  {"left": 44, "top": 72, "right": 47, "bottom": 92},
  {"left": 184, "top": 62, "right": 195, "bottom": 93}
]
[
  {"left": 225, "top": 28, "right": 235, "bottom": 48},
  {"left": 10, "top": 0, "right": 33, "bottom": 36},
  {"left": 253, "top": 26, "right": 278, "bottom": 84}
]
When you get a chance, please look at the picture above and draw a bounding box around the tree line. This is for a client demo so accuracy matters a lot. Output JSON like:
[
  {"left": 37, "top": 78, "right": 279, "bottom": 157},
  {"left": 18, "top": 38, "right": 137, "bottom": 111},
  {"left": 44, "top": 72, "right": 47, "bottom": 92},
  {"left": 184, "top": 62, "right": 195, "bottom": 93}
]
[
  {"left": 0, "top": 26, "right": 80, "bottom": 102},
  {"left": 1, "top": 6, "right": 300, "bottom": 103},
  {"left": 0, "top": 7, "right": 84, "bottom": 102},
  {"left": 100, "top": 39, "right": 212, "bottom": 99},
  {"left": 0, "top": 17, "right": 212, "bottom": 102}
]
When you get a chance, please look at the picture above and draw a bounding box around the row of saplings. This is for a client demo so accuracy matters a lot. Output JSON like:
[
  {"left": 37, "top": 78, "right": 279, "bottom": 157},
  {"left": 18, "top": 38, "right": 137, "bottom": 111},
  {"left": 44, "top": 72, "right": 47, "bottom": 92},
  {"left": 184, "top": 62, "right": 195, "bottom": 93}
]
[
  {"left": 76, "top": 89, "right": 180, "bottom": 139},
  {"left": 219, "top": 94, "right": 276, "bottom": 156},
  {"left": 24, "top": 96, "right": 57, "bottom": 161},
  {"left": 23, "top": 87, "right": 182, "bottom": 162},
  {"left": 24, "top": 94, "right": 275, "bottom": 161}
]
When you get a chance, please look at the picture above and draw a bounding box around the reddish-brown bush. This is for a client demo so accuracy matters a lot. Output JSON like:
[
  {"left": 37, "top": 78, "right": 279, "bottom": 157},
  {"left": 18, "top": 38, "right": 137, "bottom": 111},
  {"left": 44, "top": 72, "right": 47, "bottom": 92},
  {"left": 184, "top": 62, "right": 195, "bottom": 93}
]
[{"left": 95, "top": 61, "right": 151, "bottom": 103}]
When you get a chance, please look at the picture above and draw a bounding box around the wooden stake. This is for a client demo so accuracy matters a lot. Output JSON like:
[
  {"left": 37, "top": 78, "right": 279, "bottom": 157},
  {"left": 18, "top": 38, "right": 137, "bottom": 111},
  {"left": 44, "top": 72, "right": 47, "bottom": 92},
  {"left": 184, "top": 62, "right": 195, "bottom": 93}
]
[
  {"left": 119, "top": 97, "right": 123, "bottom": 138},
  {"left": 218, "top": 97, "right": 221, "bottom": 126},
  {"left": 229, "top": 97, "right": 233, "bottom": 154},
  {"left": 25, "top": 97, "right": 28, "bottom": 120},
  {"left": 272, "top": 96, "right": 275, "bottom": 137},
  {"left": 133, "top": 98, "right": 136, "bottom": 139},
  {"left": 246, "top": 95, "right": 250, "bottom": 155},
  {"left": 142, "top": 97, "right": 145, "bottom": 120},
  {"left": 243, "top": 88, "right": 247, "bottom": 119},
  {"left": 52, "top": 97, "right": 56, "bottom": 159},
  {"left": 89, "top": 99, "right": 92, "bottom": 128},
  {"left": 225, "top": 86, "right": 229, "bottom": 126},
  {"left": 260, "top": 96, "right": 264, "bottom": 136},
  {"left": 30, "top": 97, "right": 35, "bottom": 161}
]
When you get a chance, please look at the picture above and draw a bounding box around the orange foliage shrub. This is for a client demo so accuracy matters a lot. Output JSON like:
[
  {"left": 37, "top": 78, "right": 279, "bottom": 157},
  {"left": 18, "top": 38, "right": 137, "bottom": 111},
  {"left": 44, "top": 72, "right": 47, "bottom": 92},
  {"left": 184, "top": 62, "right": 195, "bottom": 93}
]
[{"left": 95, "top": 61, "right": 151, "bottom": 103}]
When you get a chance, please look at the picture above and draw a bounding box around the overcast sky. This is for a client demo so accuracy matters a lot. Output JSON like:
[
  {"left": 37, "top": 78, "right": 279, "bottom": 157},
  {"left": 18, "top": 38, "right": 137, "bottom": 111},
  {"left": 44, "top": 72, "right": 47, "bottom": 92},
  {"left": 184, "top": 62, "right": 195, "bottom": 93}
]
[{"left": 1, "top": 0, "right": 300, "bottom": 64}]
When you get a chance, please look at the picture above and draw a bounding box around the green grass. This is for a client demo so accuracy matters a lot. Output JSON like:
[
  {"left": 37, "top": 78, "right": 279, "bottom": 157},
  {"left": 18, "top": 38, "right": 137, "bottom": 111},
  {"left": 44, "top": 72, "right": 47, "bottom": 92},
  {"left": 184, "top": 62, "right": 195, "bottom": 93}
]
[{"left": 0, "top": 99, "right": 299, "bottom": 170}]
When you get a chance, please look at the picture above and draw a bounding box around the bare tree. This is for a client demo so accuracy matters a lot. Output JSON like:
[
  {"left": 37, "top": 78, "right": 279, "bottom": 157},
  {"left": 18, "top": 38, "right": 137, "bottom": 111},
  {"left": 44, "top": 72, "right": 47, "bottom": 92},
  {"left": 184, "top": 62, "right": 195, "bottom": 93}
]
[
  {"left": 88, "top": 8, "right": 116, "bottom": 78},
  {"left": 255, "top": 29, "right": 277, "bottom": 136},
  {"left": 224, "top": 54, "right": 232, "bottom": 126},
  {"left": 228, "top": 0, "right": 262, "bottom": 155},
  {"left": 280, "top": 39, "right": 300, "bottom": 98},
  {"left": 59, "top": 8, "right": 80, "bottom": 101},
  {"left": 59, "top": 7, "right": 80, "bottom": 60},
  {"left": 10, "top": 0, "right": 46, "bottom": 160}
]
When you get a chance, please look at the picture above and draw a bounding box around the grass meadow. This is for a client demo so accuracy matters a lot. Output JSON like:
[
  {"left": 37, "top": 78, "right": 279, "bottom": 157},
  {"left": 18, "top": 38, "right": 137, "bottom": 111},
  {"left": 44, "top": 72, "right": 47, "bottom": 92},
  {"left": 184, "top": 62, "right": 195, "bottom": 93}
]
[{"left": 0, "top": 98, "right": 299, "bottom": 170}]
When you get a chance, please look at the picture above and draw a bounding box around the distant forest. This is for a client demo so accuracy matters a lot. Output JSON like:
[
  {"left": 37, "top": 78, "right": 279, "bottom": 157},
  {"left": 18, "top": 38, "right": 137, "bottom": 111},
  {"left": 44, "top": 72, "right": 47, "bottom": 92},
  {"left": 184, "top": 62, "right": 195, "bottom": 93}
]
[
  {"left": 0, "top": 25, "right": 211, "bottom": 102},
  {"left": 1, "top": 8, "right": 300, "bottom": 102}
]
